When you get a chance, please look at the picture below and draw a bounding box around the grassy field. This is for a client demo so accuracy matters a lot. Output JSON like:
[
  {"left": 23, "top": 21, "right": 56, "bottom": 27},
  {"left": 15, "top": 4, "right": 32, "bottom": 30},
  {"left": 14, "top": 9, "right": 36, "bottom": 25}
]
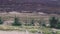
[
  {"left": 0, "top": 13, "right": 60, "bottom": 34},
  {"left": 0, "top": 25, "right": 60, "bottom": 34}
]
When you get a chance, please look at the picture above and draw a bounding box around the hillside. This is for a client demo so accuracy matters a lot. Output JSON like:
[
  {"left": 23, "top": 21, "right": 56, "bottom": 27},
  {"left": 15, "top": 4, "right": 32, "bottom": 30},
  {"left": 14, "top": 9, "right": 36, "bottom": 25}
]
[{"left": 0, "top": 0, "right": 60, "bottom": 14}]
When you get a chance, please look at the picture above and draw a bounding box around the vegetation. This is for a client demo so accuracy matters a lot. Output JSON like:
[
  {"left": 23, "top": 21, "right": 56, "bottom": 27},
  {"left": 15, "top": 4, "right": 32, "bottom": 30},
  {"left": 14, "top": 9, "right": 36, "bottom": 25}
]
[
  {"left": 30, "top": 19, "right": 35, "bottom": 26},
  {"left": 0, "top": 25, "right": 60, "bottom": 34},
  {"left": 38, "top": 19, "right": 46, "bottom": 27},
  {"left": 12, "top": 17, "right": 22, "bottom": 26},
  {"left": 0, "top": 16, "right": 60, "bottom": 33},
  {"left": 49, "top": 17, "right": 59, "bottom": 28},
  {"left": 49, "top": 16, "right": 60, "bottom": 29},
  {"left": 56, "top": 21, "right": 60, "bottom": 29},
  {"left": 0, "top": 17, "right": 3, "bottom": 24}
]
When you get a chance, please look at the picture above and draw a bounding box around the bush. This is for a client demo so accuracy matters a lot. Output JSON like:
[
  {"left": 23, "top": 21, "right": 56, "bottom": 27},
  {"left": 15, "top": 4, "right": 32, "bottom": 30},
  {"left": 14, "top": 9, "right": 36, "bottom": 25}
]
[
  {"left": 0, "top": 17, "right": 3, "bottom": 24},
  {"left": 12, "top": 17, "right": 22, "bottom": 26},
  {"left": 49, "top": 16, "right": 59, "bottom": 28},
  {"left": 29, "top": 29, "right": 38, "bottom": 33},
  {"left": 30, "top": 19, "right": 35, "bottom": 26},
  {"left": 42, "top": 24, "right": 46, "bottom": 27},
  {"left": 56, "top": 22, "right": 60, "bottom": 29},
  {"left": 38, "top": 19, "right": 46, "bottom": 27}
]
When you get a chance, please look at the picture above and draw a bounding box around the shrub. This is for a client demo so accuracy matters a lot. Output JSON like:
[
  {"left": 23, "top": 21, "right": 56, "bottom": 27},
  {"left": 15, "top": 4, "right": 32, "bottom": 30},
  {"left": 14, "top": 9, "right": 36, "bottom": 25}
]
[
  {"left": 0, "top": 17, "right": 3, "bottom": 24},
  {"left": 30, "top": 19, "right": 35, "bottom": 26},
  {"left": 56, "top": 21, "right": 60, "bottom": 29},
  {"left": 49, "top": 16, "right": 59, "bottom": 28},
  {"left": 42, "top": 24, "right": 46, "bottom": 27},
  {"left": 12, "top": 17, "right": 22, "bottom": 26},
  {"left": 38, "top": 19, "right": 46, "bottom": 27}
]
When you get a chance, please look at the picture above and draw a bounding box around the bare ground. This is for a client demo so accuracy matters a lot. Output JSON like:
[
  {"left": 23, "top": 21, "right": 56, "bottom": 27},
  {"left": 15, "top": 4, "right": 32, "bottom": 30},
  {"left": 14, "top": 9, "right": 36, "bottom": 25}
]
[{"left": 0, "top": 31, "right": 33, "bottom": 34}]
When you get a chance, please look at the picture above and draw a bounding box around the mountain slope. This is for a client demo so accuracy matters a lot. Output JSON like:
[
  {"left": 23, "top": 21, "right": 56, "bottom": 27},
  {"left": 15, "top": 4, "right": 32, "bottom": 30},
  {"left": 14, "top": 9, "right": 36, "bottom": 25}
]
[{"left": 0, "top": 0, "right": 60, "bottom": 14}]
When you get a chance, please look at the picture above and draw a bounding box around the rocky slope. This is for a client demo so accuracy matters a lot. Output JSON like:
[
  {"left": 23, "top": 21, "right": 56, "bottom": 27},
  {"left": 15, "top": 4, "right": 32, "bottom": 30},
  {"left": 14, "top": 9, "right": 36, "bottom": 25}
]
[{"left": 0, "top": 0, "right": 60, "bottom": 14}]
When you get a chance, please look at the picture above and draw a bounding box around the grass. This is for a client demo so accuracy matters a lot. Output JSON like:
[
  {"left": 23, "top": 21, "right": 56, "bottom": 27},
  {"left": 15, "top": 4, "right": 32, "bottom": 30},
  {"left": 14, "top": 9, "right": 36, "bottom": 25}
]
[
  {"left": 56, "top": 31, "right": 60, "bottom": 34},
  {"left": 0, "top": 25, "right": 60, "bottom": 34}
]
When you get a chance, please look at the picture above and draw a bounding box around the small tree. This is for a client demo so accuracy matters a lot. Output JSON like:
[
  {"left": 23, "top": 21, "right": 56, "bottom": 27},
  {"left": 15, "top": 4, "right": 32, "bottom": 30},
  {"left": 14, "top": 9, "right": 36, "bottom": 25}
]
[
  {"left": 0, "top": 17, "right": 3, "bottom": 24},
  {"left": 49, "top": 16, "right": 58, "bottom": 28},
  {"left": 30, "top": 19, "right": 35, "bottom": 26},
  {"left": 56, "top": 21, "right": 60, "bottom": 29},
  {"left": 12, "top": 17, "right": 22, "bottom": 26}
]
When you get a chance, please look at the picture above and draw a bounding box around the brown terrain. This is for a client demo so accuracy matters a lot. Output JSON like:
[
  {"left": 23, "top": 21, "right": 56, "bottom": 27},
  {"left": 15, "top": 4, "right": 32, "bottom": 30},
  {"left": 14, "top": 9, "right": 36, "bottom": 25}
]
[{"left": 0, "top": 0, "right": 60, "bottom": 14}]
